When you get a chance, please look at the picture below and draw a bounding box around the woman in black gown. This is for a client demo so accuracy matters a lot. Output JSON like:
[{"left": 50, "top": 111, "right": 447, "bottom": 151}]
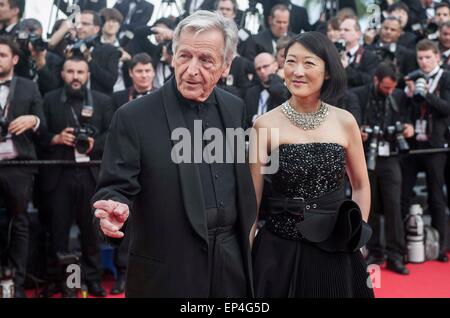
[{"left": 249, "top": 32, "right": 374, "bottom": 298}]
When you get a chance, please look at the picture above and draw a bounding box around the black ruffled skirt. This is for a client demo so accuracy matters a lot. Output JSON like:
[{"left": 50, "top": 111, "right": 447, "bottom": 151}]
[{"left": 252, "top": 190, "right": 375, "bottom": 298}]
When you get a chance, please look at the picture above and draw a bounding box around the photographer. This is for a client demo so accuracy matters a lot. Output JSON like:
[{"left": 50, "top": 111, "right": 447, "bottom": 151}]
[
  {"left": 54, "top": 0, "right": 106, "bottom": 13},
  {"left": 401, "top": 39, "right": 450, "bottom": 262},
  {"left": 387, "top": 2, "right": 418, "bottom": 48},
  {"left": 0, "top": 0, "right": 24, "bottom": 35},
  {"left": 38, "top": 57, "right": 113, "bottom": 297},
  {"left": 98, "top": 8, "right": 133, "bottom": 92},
  {"left": 366, "top": 16, "right": 417, "bottom": 89},
  {"left": 244, "top": 52, "right": 289, "bottom": 127},
  {"left": 131, "top": 18, "right": 175, "bottom": 89},
  {"left": 244, "top": 4, "right": 295, "bottom": 61},
  {"left": 67, "top": 10, "right": 121, "bottom": 95},
  {"left": 113, "top": 0, "right": 154, "bottom": 33},
  {"left": 113, "top": 53, "right": 155, "bottom": 112},
  {"left": 351, "top": 63, "right": 413, "bottom": 274},
  {"left": 339, "top": 16, "right": 380, "bottom": 89},
  {"left": 0, "top": 35, "right": 45, "bottom": 298},
  {"left": 434, "top": 2, "right": 450, "bottom": 26},
  {"left": 14, "top": 18, "right": 63, "bottom": 96},
  {"left": 439, "top": 21, "right": 450, "bottom": 69}
]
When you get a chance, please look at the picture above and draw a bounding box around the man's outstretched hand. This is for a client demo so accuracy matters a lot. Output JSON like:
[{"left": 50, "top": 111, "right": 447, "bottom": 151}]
[{"left": 94, "top": 200, "right": 129, "bottom": 238}]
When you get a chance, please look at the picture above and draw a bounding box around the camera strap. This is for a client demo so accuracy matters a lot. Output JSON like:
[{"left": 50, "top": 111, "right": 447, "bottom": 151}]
[
  {"left": 428, "top": 68, "right": 444, "bottom": 94},
  {"left": 0, "top": 76, "right": 18, "bottom": 121},
  {"left": 67, "top": 89, "right": 95, "bottom": 128}
]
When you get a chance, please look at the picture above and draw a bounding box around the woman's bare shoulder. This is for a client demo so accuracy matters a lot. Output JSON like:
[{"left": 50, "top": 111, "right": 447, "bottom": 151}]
[
  {"left": 328, "top": 104, "right": 358, "bottom": 128},
  {"left": 252, "top": 105, "right": 284, "bottom": 129}
]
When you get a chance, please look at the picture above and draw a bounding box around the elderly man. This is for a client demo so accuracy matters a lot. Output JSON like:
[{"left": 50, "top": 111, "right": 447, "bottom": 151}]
[{"left": 92, "top": 11, "right": 257, "bottom": 298}]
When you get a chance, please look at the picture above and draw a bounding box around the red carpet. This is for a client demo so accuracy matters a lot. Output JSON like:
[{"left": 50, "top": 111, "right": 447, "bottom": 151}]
[
  {"left": 26, "top": 254, "right": 450, "bottom": 298},
  {"left": 372, "top": 253, "right": 450, "bottom": 298}
]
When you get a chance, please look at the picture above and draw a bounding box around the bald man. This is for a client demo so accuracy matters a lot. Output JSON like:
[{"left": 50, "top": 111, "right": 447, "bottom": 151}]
[{"left": 244, "top": 52, "right": 290, "bottom": 127}]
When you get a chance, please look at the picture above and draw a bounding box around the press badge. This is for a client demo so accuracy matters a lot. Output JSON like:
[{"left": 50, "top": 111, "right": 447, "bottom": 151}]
[
  {"left": 0, "top": 138, "right": 18, "bottom": 160},
  {"left": 378, "top": 141, "right": 390, "bottom": 157},
  {"left": 74, "top": 149, "right": 90, "bottom": 163},
  {"left": 415, "top": 119, "right": 428, "bottom": 141},
  {"left": 81, "top": 106, "right": 94, "bottom": 118},
  {"left": 226, "top": 74, "right": 234, "bottom": 86}
]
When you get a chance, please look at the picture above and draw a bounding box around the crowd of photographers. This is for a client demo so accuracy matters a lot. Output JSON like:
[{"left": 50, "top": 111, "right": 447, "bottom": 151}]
[{"left": 0, "top": 0, "right": 450, "bottom": 298}]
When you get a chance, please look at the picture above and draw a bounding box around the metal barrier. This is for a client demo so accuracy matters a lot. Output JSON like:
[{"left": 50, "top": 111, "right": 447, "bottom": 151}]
[{"left": 0, "top": 147, "right": 449, "bottom": 167}]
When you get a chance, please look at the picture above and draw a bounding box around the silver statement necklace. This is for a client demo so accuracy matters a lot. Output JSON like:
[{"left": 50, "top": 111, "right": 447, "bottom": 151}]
[{"left": 281, "top": 100, "right": 329, "bottom": 130}]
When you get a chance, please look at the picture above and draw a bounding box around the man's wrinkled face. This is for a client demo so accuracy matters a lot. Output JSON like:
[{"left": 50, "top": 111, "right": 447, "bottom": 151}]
[{"left": 172, "top": 28, "right": 229, "bottom": 102}]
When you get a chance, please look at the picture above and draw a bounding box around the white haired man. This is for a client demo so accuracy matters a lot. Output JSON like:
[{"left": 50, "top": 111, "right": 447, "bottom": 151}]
[{"left": 92, "top": 11, "right": 257, "bottom": 298}]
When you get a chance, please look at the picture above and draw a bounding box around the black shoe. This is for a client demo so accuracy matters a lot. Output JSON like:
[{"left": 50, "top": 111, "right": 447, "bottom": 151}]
[
  {"left": 86, "top": 281, "right": 106, "bottom": 297},
  {"left": 365, "top": 254, "right": 385, "bottom": 265},
  {"left": 110, "top": 275, "right": 126, "bottom": 295},
  {"left": 437, "top": 253, "right": 449, "bottom": 262},
  {"left": 386, "top": 259, "right": 410, "bottom": 275}
]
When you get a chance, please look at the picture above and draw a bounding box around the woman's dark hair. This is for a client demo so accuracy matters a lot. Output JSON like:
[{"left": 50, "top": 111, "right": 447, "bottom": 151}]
[{"left": 284, "top": 31, "right": 347, "bottom": 104}]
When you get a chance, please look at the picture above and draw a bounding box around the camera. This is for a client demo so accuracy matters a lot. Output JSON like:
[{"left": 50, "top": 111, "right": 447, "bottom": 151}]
[
  {"left": 406, "top": 70, "right": 428, "bottom": 103},
  {"left": 363, "top": 125, "right": 381, "bottom": 171},
  {"left": 386, "top": 121, "right": 410, "bottom": 153},
  {"left": 334, "top": 40, "right": 346, "bottom": 54},
  {"left": 15, "top": 30, "right": 48, "bottom": 53},
  {"left": 0, "top": 117, "right": 10, "bottom": 142},
  {"left": 73, "top": 125, "right": 96, "bottom": 154},
  {"left": 411, "top": 21, "right": 439, "bottom": 40},
  {"left": 363, "top": 122, "right": 410, "bottom": 171},
  {"left": 67, "top": 35, "right": 98, "bottom": 58},
  {"left": 374, "top": 46, "right": 396, "bottom": 63}
]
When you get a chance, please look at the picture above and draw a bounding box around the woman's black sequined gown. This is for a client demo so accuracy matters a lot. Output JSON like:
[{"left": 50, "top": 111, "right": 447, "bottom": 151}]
[{"left": 252, "top": 143, "right": 374, "bottom": 298}]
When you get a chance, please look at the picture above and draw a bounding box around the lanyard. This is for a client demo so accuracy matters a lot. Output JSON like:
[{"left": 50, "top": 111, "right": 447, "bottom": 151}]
[{"left": 0, "top": 76, "right": 17, "bottom": 121}]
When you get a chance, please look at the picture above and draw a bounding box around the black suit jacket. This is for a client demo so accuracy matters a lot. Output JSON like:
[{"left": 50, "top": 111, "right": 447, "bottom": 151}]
[
  {"left": 403, "top": 0, "right": 428, "bottom": 27},
  {"left": 89, "top": 41, "right": 121, "bottom": 95},
  {"left": 114, "top": 0, "right": 154, "bottom": 32},
  {"left": 38, "top": 88, "right": 113, "bottom": 192},
  {"left": 336, "top": 91, "right": 363, "bottom": 126},
  {"left": 408, "top": 70, "right": 450, "bottom": 148},
  {"left": 289, "top": 4, "right": 312, "bottom": 34},
  {"left": 183, "top": 0, "right": 216, "bottom": 15},
  {"left": 350, "top": 84, "right": 410, "bottom": 127},
  {"left": 92, "top": 78, "right": 257, "bottom": 297},
  {"left": 55, "top": 0, "right": 107, "bottom": 13},
  {"left": 346, "top": 48, "right": 381, "bottom": 88},
  {"left": 244, "top": 75, "right": 290, "bottom": 128},
  {"left": 3, "top": 76, "right": 45, "bottom": 165},
  {"left": 250, "top": 29, "right": 296, "bottom": 59},
  {"left": 112, "top": 89, "right": 130, "bottom": 112}
]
